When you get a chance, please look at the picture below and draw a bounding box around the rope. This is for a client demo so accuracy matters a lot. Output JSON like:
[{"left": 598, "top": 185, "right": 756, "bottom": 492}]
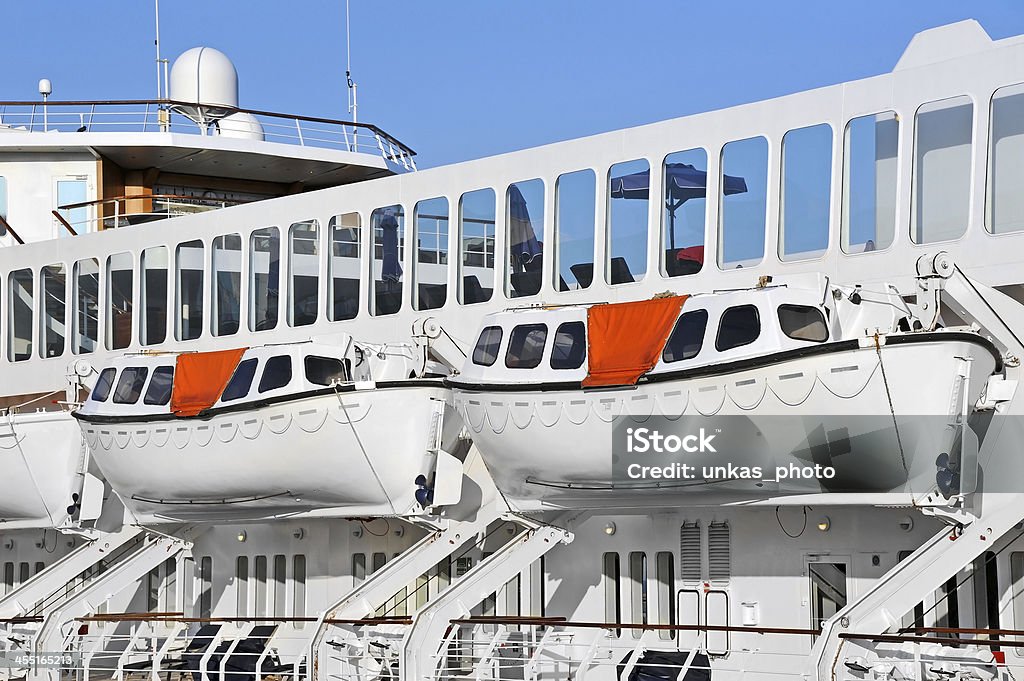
[{"left": 874, "top": 333, "right": 909, "bottom": 474}]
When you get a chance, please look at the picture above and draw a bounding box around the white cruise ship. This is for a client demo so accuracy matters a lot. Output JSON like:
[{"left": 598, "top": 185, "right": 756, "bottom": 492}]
[{"left": 2, "top": 16, "right": 1024, "bottom": 681}]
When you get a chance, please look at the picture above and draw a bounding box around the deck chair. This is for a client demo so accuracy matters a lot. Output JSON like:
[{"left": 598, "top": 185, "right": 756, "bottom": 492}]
[
  {"left": 569, "top": 262, "right": 594, "bottom": 289},
  {"left": 219, "top": 624, "right": 280, "bottom": 681},
  {"left": 123, "top": 623, "right": 223, "bottom": 675}
]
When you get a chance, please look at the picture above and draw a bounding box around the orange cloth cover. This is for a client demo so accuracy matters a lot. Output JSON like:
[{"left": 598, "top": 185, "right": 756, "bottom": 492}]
[
  {"left": 170, "top": 347, "right": 248, "bottom": 417},
  {"left": 582, "top": 296, "right": 687, "bottom": 387}
]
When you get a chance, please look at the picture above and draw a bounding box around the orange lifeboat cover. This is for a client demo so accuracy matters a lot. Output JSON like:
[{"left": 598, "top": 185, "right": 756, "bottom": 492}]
[
  {"left": 170, "top": 347, "right": 248, "bottom": 416},
  {"left": 582, "top": 296, "right": 687, "bottom": 388}
]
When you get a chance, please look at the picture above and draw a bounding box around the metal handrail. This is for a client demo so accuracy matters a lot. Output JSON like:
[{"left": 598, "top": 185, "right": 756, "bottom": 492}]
[
  {"left": 840, "top": 632, "right": 1022, "bottom": 647},
  {"left": 449, "top": 616, "right": 821, "bottom": 636},
  {"left": 57, "top": 193, "right": 248, "bottom": 211}
]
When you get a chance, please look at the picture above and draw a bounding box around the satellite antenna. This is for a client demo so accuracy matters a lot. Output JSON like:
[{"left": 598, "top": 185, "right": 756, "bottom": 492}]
[{"left": 345, "top": 0, "right": 358, "bottom": 123}]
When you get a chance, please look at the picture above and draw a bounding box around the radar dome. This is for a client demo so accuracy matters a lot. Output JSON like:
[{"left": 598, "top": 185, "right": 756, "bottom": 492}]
[
  {"left": 216, "top": 111, "right": 265, "bottom": 141},
  {"left": 169, "top": 47, "right": 239, "bottom": 125}
]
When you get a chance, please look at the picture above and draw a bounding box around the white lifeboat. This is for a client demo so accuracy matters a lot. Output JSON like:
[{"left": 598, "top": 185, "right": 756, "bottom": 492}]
[
  {"left": 75, "top": 338, "right": 463, "bottom": 522},
  {"left": 449, "top": 275, "right": 1002, "bottom": 511}
]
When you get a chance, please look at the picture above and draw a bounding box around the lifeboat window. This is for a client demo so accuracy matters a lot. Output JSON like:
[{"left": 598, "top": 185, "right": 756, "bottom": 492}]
[
  {"left": 305, "top": 355, "right": 351, "bottom": 386},
  {"left": 715, "top": 305, "right": 760, "bottom": 352},
  {"left": 550, "top": 321, "right": 586, "bottom": 369},
  {"left": 505, "top": 324, "right": 548, "bottom": 369},
  {"left": 91, "top": 367, "right": 116, "bottom": 402},
  {"left": 222, "top": 358, "right": 258, "bottom": 402},
  {"left": 143, "top": 366, "right": 174, "bottom": 406},
  {"left": 259, "top": 355, "right": 293, "bottom": 393},
  {"left": 112, "top": 366, "right": 149, "bottom": 404},
  {"left": 778, "top": 305, "right": 829, "bottom": 342},
  {"left": 663, "top": 310, "right": 709, "bottom": 363},
  {"left": 472, "top": 326, "right": 503, "bottom": 366}
]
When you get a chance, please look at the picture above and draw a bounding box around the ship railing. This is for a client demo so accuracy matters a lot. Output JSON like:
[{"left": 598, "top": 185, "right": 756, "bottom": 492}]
[
  {"left": 0, "top": 99, "right": 417, "bottom": 170},
  {"left": 53, "top": 193, "right": 250, "bottom": 235}
]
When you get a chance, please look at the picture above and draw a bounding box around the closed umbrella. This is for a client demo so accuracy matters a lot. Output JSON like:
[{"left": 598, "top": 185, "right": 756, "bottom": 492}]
[
  {"left": 508, "top": 184, "right": 541, "bottom": 272},
  {"left": 380, "top": 210, "right": 403, "bottom": 283}
]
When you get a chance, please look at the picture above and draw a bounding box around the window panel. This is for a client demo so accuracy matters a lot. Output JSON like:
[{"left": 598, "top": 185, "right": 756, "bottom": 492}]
[
  {"left": 289, "top": 220, "right": 319, "bottom": 326},
  {"left": 212, "top": 235, "right": 241, "bottom": 337},
  {"left": 293, "top": 555, "right": 306, "bottom": 628},
  {"left": 778, "top": 305, "right": 828, "bottom": 342},
  {"left": 459, "top": 189, "right": 496, "bottom": 304},
  {"left": 112, "top": 367, "right": 148, "bottom": 404},
  {"left": 608, "top": 159, "right": 649, "bottom": 284},
  {"left": 716, "top": 305, "right": 760, "bottom": 352},
  {"left": 414, "top": 197, "right": 449, "bottom": 311},
  {"left": 259, "top": 355, "right": 292, "bottom": 393},
  {"left": 106, "top": 252, "right": 133, "bottom": 350},
  {"left": 663, "top": 309, "right": 709, "bottom": 363},
  {"left": 91, "top": 367, "right": 116, "bottom": 402},
  {"left": 143, "top": 366, "right": 174, "bottom": 406},
  {"left": 141, "top": 247, "right": 168, "bottom": 345},
  {"left": 719, "top": 137, "right": 768, "bottom": 268},
  {"left": 372, "top": 206, "right": 404, "bottom": 316},
  {"left": 780, "top": 123, "right": 833, "bottom": 260},
  {"left": 842, "top": 112, "right": 899, "bottom": 252},
  {"left": 550, "top": 321, "right": 586, "bottom": 369},
  {"left": 988, "top": 84, "right": 1024, "bottom": 234},
  {"left": 555, "top": 170, "right": 596, "bottom": 291},
  {"left": 912, "top": 97, "right": 974, "bottom": 244},
  {"left": 328, "top": 213, "right": 361, "bottom": 321},
  {"left": 629, "top": 551, "right": 648, "bottom": 638},
  {"left": 8, "top": 268, "right": 33, "bottom": 361},
  {"left": 175, "top": 240, "right": 204, "bottom": 341},
  {"left": 73, "top": 258, "right": 100, "bottom": 354},
  {"left": 662, "top": 149, "right": 708, "bottom": 277},
  {"left": 40, "top": 263, "right": 66, "bottom": 358},
  {"left": 472, "top": 326, "right": 502, "bottom": 366},
  {"left": 506, "top": 180, "right": 544, "bottom": 298},
  {"left": 236, "top": 556, "right": 249, "bottom": 618},
  {"left": 249, "top": 227, "right": 280, "bottom": 331},
  {"left": 505, "top": 324, "right": 547, "bottom": 369},
  {"left": 222, "top": 358, "right": 258, "bottom": 402},
  {"left": 603, "top": 552, "right": 621, "bottom": 635}
]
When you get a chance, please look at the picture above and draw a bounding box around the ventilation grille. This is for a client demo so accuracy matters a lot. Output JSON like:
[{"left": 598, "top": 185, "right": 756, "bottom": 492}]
[
  {"left": 708, "top": 522, "right": 731, "bottom": 582},
  {"left": 679, "top": 522, "right": 701, "bottom": 582}
]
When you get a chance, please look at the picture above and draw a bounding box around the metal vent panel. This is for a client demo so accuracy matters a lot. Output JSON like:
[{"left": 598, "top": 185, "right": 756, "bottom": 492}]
[
  {"left": 708, "top": 522, "right": 731, "bottom": 582},
  {"left": 679, "top": 522, "right": 702, "bottom": 581}
]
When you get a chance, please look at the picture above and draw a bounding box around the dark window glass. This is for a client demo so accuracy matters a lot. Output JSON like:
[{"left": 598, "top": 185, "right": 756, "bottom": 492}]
[
  {"left": 222, "top": 358, "right": 258, "bottom": 402},
  {"left": 778, "top": 304, "right": 829, "bottom": 342},
  {"left": 113, "top": 367, "right": 149, "bottom": 404},
  {"left": 305, "top": 355, "right": 350, "bottom": 386},
  {"left": 663, "top": 310, "right": 709, "bottom": 363},
  {"left": 550, "top": 321, "right": 586, "bottom": 370},
  {"left": 506, "top": 324, "right": 547, "bottom": 369},
  {"left": 259, "top": 355, "right": 293, "bottom": 393},
  {"left": 716, "top": 305, "right": 760, "bottom": 352},
  {"left": 143, "top": 366, "right": 174, "bottom": 406},
  {"left": 472, "top": 326, "right": 503, "bottom": 366},
  {"left": 91, "top": 368, "right": 116, "bottom": 402}
]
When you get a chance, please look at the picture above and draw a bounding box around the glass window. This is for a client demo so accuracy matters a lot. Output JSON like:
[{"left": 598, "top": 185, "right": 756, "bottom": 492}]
[
  {"left": 112, "top": 366, "right": 148, "bottom": 404},
  {"left": 273, "top": 554, "right": 286, "bottom": 618},
  {"left": 505, "top": 324, "right": 547, "bottom": 369},
  {"left": 236, "top": 556, "right": 249, "bottom": 618},
  {"left": 780, "top": 124, "right": 833, "bottom": 261},
  {"left": 656, "top": 552, "right": 676, "bottom": 640},
  {"left": 719, "top": 136, "right": 768, "bottom": 268},
  {"left": 141, "top": 247, "right": 168, "bottom": 345},
  {"left": 716, "top": 305, "right": 760, "bottom": 352},
  {"left": 293, "top": 555, "right": 306, "bottom": 628},
  {"left": 212, "top": 235, "right": 241, "bottom": 336},
  {"left": 603, "top": 553, "right": 621, "bottom": 634},
  {"left": 912, "top": 96, "right": 974, "bottom": 244},
  {"left": 778, "top": 305, "right": 828, "bottom": 342},
  {"left": 988, "top": 84, "right": 1024, "bottom": 234},
  {"left": 372, "top": 206, "right": 404, "bottom": 316},
  {"left": 107, "top": 252, "right": 133, "bottom": 350},
  {"left": 91, "top": 367, "right": 116, "bottom": 402},
  {"left": 175, "top": 240, "right": 204, "bottom": 341},
  {"left": 222, "top": 358, "right": 258, "bottom": 402},
  {"left": 199, "top": 556, "right": 213, "bottom": 619},
  {"left": 144, "top": 366, "right": 174, "bottom": 406},
  {"left": 459, "top": 189, "right": 496, "bottom": 304},
  {"left": 809, "top": 562, "right": 847, "bottom": 632},
  {"left": 550, "top": 321, "right": 586, "bottom": 369},
  {"left": 56, "top": 179, "right": 87, "bottom": 237},
  {"left": 328, "top": 213, "right": 361, "bottom": 321},
  {"left": 472, "top": 326, "right": 502, "bottom": 366},
  {"left": 608, "top": 159, "right": 649, "bottom": 284},
  {"left": 289, "top": 220, "right": 319, "bottom": 326},
  {"left": 506, "top": 180, "right": 545, "bottom": 298},
  {"left": 629, "top": 551, "right": 648, "bottom": 637},
  {"left": 40, "top": 263, "right": 66, "bottom": 358},
  {"left": 663, "top": 309, "right": 709, "bottom": 363},
  {"left": 413, "top": 197, "right": 449, "bottom": 311},
  {"left": 842, "top": 112, "right": 899, "bottom": 253},
  {"left": 254, "top": 555, "right": 267, "bottom": 617},
  {"left": 250, "top": 227, "right": 280, "bottom": 331},
  {"left": 1012, "top": 552, "right": 1024, "bottom": 644},
  {"left": 305, "top": 355, "right": 349, "bottom": 386},
  {"left": 73, "top": 258, "right": 99, "bottom": 354},
  {"left": 8, "top": 268, "right": 33, "bottom": 361},
  {"left": 555, "top": 169, "right": 596, "bottom": 291},
  {"left": 0, "top": 176, "right": 6, "bottom": 223},
  {"left": 662, "top": 149, "right": 708, "bottom": 277},
  {"left": 259, "top": 355, "right": 292, "bottom": 393}
]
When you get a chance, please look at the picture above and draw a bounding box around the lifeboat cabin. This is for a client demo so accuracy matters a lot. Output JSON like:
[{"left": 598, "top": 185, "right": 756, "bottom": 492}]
[
  {"left": 449, "top": 275, "right": 1001, "bottom": 511},
  {"left": 75, "top": 339, "right": 463, "bottom": 522}
]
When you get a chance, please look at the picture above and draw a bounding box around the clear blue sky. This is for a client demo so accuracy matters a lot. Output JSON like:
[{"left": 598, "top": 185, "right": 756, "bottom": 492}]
[{"left": 1, "top": 1, "right": 1022, "bottom": 168}]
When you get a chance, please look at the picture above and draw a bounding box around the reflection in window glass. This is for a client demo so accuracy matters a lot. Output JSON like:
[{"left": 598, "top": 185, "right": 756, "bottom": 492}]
[
  {"left": 175, "top": 240, "right": 204, "bottom": 341},
  {"left": 662, "top": 149, "right": 708, "bottom": 277},
  {"left": 608, "top": 159, "right": 649, "bottom": 284},
  {"left": 780, "top": 124, "right": 833, "bottom": 260},
  {"left": 250, "top": 227, "right": 280, "bottom": 331},
  {"left": 716, "top": 305, "right": 760, "bottom": 352},
  {"left": 107, "top": 252, "right": 133, "bottom": 350},
  {"left": 113, "top": 367, "right": 148, "bottom": 404},
  {"left": 141, "top": 247, "right": 168, "bottom": 345},
  {"left": 305, "top": 356, "right": 349, "bottom": 385},
  {"left": 91, "top": 368, "right": 115, "bottom": 402},
  {"left": 222, "top": 358, "right": 258, "bottom": 402},
  {"left": 842, "top": 112, "right": 899, "bottom": 252},
  {"left": 472, "top": 326, "right": 503, "bottom": 367},
  {"left": 40, "top": 264, "right": 66, "bottom": 358},
  {"left": 328, "top": 213, "right": 361, "bottom": 321},
  {"left": 372, "top": 206, "right": 404, "bottom": 316},
  {"left": 259, "top": 355, "right": 292, "bottom": 393},
  {"left": 505, "top": 324, "right": 547, "bottom": 369},
  {"left": 212, "top": 235, "right": 241, "bottom": 337},
  {"left": 809, "top": 562, "right": 847, "bottom": 632},
  {"left": 459, "top": 189, "right": 496, "bottom": 304},
  {"left": 719, "top": 137, "right": 768, "bottom": 268},
  {"left": 73, "top": 258, "right": 99, "bottom": 354},
  {"left": 144, "top": 366, "right": 174, "bottom": 406},
  {"left": 663, "top": 309, "right": 709, "bottom": 363},
  {"left": 988, "top": 84, "right": 1024, "bottom": 234},
  {"left": 550, "top": 321, "right": 586, "bottom": 370},
  {"left": 778, "top": 305, "right": 828, "bottom": 342},
  {"left": 289, "top": 220, "right": 319, "bottom": 326},
  {"left": 8, "top": 268, "right": 33, "bottom": 361},
  {"left": 913, "top": 97, "right": 974, "bottom": 244},
  {"left": 506, "top": 180, "right": 544, "bottom": 298},
  {"left": 556, "top": 169, "right": 596, "bottom": 291},
  {"left": 414, "top": 197, "right": 448, "bottom": 311}
]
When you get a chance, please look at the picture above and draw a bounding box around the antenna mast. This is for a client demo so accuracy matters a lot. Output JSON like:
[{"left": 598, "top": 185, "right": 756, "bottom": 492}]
[
  {"left": 345, "top": 0, "right": 358, "bottom": 123},
  {"left": 154, "top": 0, "right": 170, "bottom": 100}
]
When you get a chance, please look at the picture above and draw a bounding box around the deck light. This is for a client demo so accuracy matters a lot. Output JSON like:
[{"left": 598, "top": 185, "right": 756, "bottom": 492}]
[
  {"left": 817, "top": 517, "right": 831, "bottom": 532},
  {"left": 236, "top": 530, "right": 247, "bottom": 543},
  {"left": 604, "top": 522, "right": 617, "bottom": 536}
]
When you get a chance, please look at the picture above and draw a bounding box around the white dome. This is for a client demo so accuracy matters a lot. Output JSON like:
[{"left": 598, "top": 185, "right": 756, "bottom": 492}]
[
  {"left": 216, "top": 111, "right": 265, "bottom": 141},
  {"left": 169, "top": 47, "right": 238, "bottom": 123}
]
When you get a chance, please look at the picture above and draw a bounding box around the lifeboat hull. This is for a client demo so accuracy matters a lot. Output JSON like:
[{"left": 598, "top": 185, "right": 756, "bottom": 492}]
[
  {"left": 78, "top": 384, "right": 452, "bottom": 522},
  {"left": 454, "top": 335, "right": 998, "bottom": 510}
]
